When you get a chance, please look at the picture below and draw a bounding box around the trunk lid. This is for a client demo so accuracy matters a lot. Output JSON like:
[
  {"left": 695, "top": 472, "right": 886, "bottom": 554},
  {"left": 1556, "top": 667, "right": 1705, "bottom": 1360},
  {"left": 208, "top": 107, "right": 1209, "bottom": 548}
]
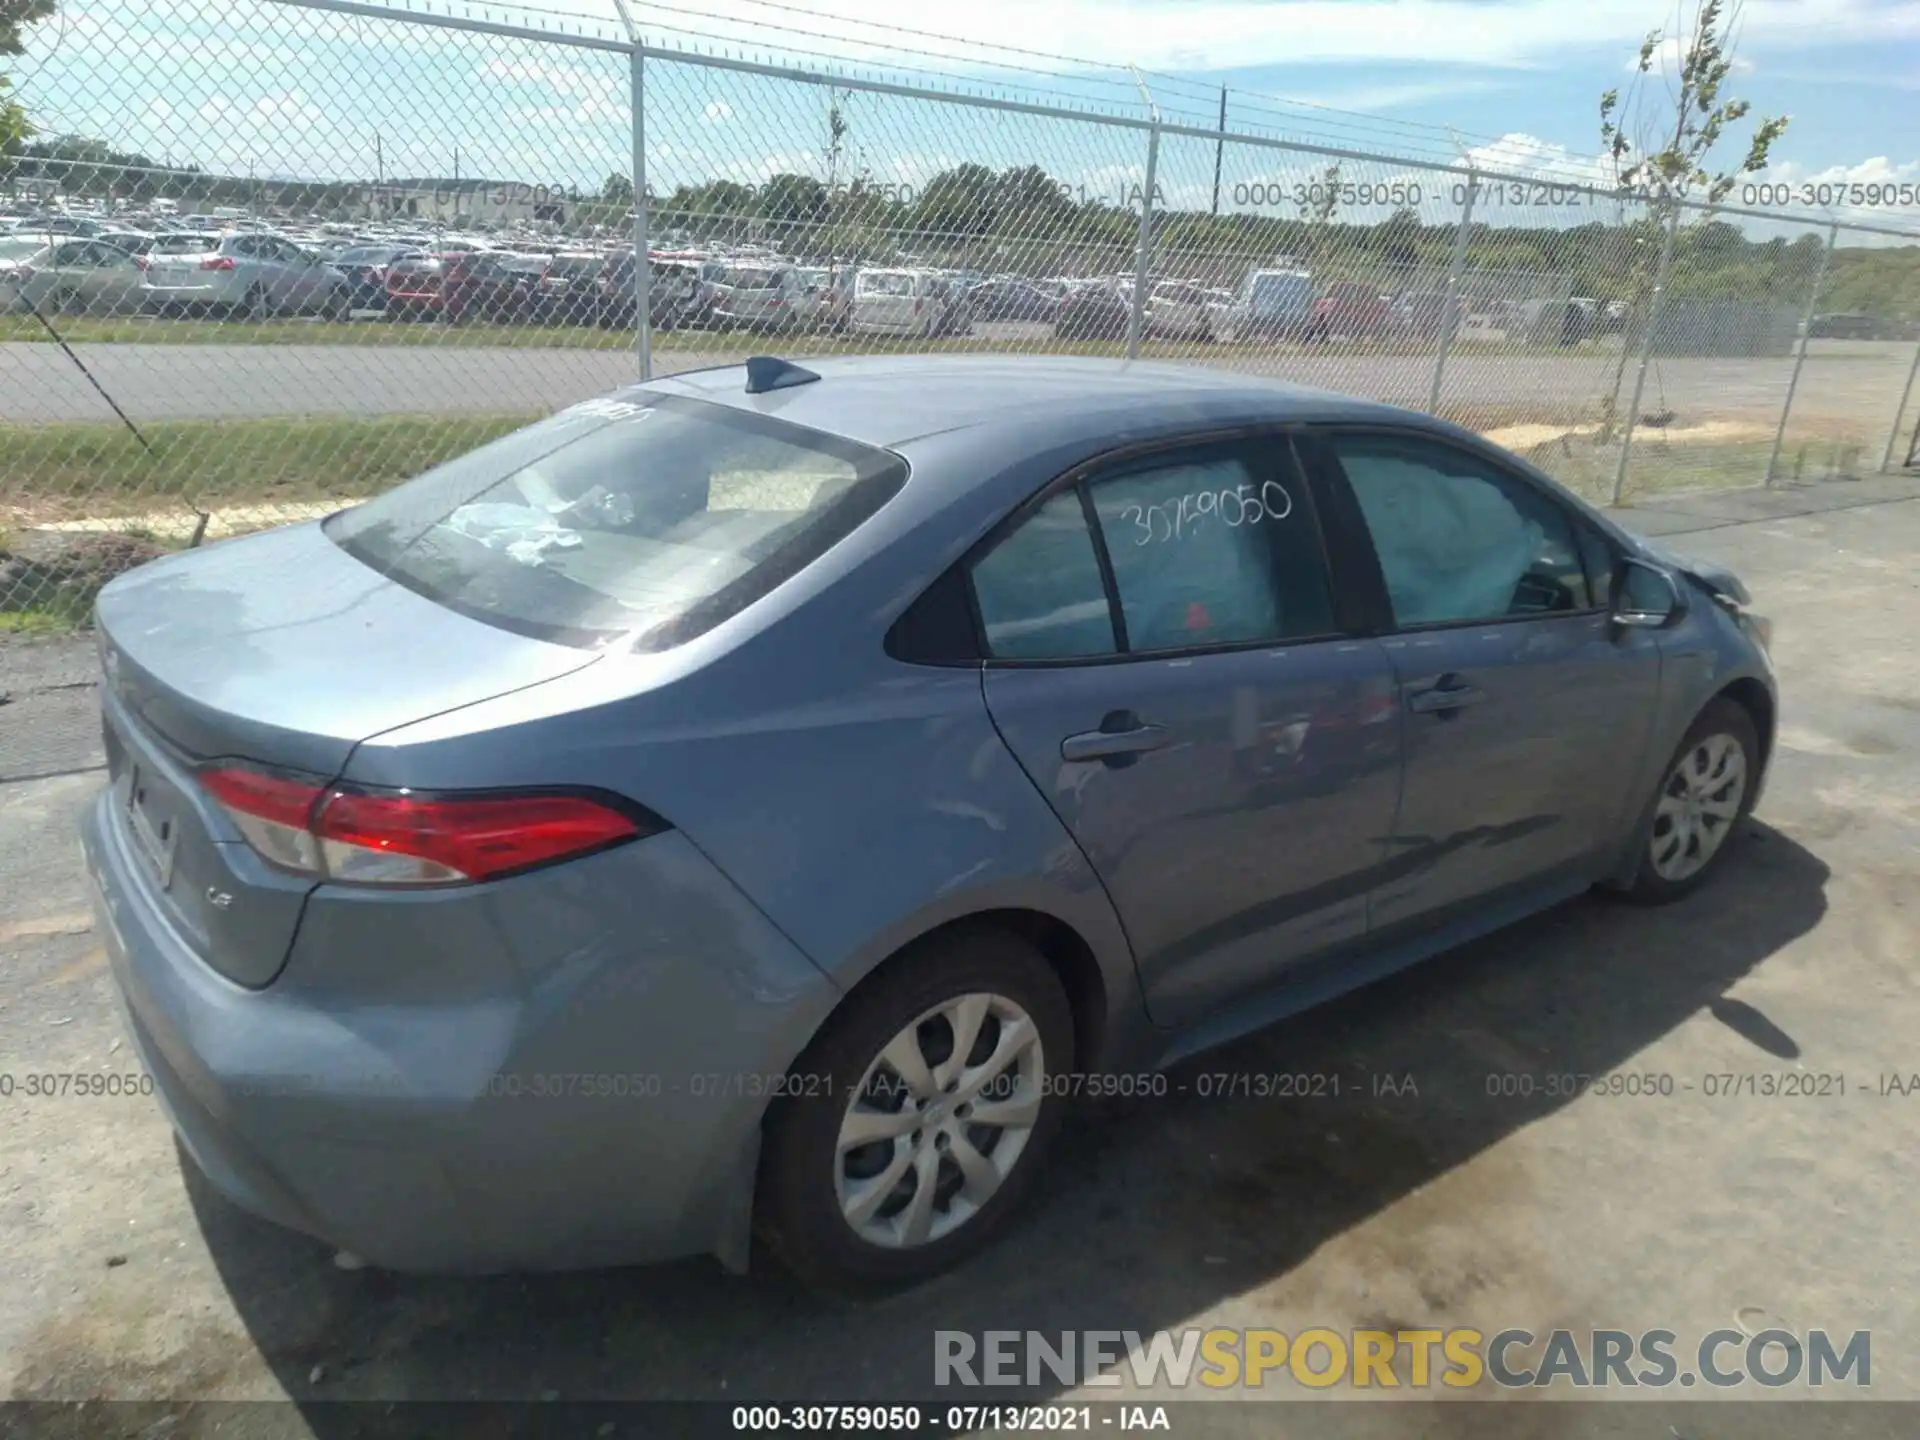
[{"left": 94, "top": 522, "right": 603, "bottom": 986}]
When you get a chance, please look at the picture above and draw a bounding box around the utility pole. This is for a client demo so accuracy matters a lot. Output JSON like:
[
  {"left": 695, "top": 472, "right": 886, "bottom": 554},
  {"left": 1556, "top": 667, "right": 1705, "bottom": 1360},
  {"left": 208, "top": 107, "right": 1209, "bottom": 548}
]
[
  {"left": 1210, "top": 86, "right": 1227, "bottom": 216},
  {"left": 452, "top": 145, "right": 460, "bottom": 225}
]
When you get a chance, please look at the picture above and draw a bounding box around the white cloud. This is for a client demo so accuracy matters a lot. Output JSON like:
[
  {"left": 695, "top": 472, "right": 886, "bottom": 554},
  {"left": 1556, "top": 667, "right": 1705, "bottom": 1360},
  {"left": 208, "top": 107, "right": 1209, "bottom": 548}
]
[{"left": 703, "top": 100, "right": 736, "bottom": 122}]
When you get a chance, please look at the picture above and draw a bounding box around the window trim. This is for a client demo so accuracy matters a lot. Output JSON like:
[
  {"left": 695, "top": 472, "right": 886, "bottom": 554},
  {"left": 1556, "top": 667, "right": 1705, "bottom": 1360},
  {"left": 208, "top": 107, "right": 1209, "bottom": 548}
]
[
  {"left": 1304, "top": 423, "right": 1616, "bottom": 637},
  {"left": 961, "top": 425, "right": 1352, "bottom": 670}
]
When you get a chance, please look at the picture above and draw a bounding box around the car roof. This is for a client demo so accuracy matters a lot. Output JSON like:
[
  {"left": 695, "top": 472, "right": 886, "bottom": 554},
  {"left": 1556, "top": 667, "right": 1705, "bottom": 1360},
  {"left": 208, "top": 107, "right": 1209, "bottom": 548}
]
[{"left": 640, "top": 354, "right": 1420, "bottom": 449}]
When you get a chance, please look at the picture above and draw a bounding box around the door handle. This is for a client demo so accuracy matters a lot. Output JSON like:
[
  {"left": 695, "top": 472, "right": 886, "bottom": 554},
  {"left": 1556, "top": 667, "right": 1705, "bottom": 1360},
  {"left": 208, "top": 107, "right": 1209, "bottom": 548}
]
[
  {"left": 1406, "top": 680, "right": 1486, "bottom": 714},
  {"left": 1061, "top": 720, "right": 1172, "bottom": 762}
]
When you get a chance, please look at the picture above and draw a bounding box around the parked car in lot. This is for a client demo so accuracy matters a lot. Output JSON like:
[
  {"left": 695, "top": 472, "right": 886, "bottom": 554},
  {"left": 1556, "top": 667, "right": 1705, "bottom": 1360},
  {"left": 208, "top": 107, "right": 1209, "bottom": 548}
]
[
  {"left": 0, "top": 236, "right": 145, "bottom": 316},
  {"left": 82, "top": 355, "right": 1775, "bottom": 1295},
  {"left": 1053, "top": 280, "right": 1132, "bottom": 340},
  {"left": 852, "top": 267, "right": 971, "bottom": 337},
  {"left": 595, "top": 252, "right": 717, "bottom": 331},
  {"left": 1228, "top": 267, "right": 1317, "bottom": 341},
  {"left": 139, "top": 231, "right": 351, "bottom": 318},
  {"left": 524, "top": 252, "right": 605, "bottom": 326},
  {"left": 967, "top": 278, "right": 1060, "bottom": 324},
  {"left": 1308, "top": 280, "right": 1393, "bottom": 341},
  {"left": 712, "top": 262, "right": 818, "bottom": 332},
  {"left": 385, "top": 250, "right": 536, "bottom": 324},
  {"left": 1146, "top": 280, "right": 1215, "bottom": 341},
  {"left": 332, "top": 244, "right": 426, "bottom": 311}
]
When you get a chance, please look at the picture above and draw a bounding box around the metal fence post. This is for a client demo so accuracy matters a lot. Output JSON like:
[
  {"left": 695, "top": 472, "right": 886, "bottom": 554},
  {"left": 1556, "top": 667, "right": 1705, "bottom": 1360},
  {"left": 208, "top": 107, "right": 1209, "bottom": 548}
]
[
  {"left": 1880, "top": 339, "right": 1920, "bottom": 473},
  {"left": 1125, "top": 122, "right": 1160, "bottom": 361},
  {"left": 1426, "top": 166, "right": 1475, "bottom": 414},
  {"left": 1610, "top": 202, "right": 1681, "bottom": 506},
  {"left": 1765, "top": 219, "right": 1837, "bottom": 487},
  {"left": 630, "top": 44, "right": 653, "bottom": 380}
]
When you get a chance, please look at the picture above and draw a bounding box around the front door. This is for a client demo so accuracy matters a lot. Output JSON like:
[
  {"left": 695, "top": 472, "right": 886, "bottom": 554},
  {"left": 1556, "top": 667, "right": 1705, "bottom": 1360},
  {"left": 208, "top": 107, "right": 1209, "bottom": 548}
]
[
  {"left": 1303, "top": 428, "right": 1663, "bottom": 931},
  {"left": 973, "top": 436, "right": 1403, "bottom": 1030}
]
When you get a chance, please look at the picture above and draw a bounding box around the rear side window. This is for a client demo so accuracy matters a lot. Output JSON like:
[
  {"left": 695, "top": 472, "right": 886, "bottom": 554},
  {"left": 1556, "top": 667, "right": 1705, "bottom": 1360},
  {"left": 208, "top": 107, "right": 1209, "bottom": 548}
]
[
  {"left": 971, "top": 491, "right": 1116, "bottom": 660},
  {"left": 1088, "top": 452, "right": 1333, "bottom": 651},
  {"left": 967, "top": 444, "right": 1336, "bottom": 661},
  {"left": 326, "top": 395, "right": 906, "bottom": 651}
]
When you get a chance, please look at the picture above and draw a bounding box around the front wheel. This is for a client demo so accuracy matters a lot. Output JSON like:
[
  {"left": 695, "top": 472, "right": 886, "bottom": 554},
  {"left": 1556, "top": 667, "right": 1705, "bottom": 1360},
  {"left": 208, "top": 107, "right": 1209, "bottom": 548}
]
[
  {"left": 755, "top": 931, "right": 1074, "bottom": 1296},
  {"left": 1620, "top": 697, "right": 1759, "bottom": 902}
]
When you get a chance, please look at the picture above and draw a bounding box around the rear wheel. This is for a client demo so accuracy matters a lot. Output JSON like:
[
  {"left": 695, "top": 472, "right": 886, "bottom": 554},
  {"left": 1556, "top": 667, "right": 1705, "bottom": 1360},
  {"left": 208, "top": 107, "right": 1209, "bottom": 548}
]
[
  {"left": 756, "top": 931, "right": 1073, "bottom": 1297},
  {"left": 321, "top": 286, "right": 350, "bottom": 321},
  {"left": 1620, "top": 697, "right": 1759, "bottom": 903},
  {"left": 240, "top": 284, "right": 269, "bottom": 321}
]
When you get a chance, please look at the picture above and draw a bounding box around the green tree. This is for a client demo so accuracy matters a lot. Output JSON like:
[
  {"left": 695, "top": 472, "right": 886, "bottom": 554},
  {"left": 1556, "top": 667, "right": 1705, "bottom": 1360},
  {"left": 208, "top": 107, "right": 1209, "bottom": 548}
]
[
  {"left": 2, "top": 0, "right": 57, "bottom": 167},
  {"left": 917, "top": 162, "right": 997, "bottom": 239},
  {"left": 759, "top": 171, "right": 827, "bottom": 224},
  {"left": 601, "top": 172, "right": 633, "bottom": 206},
  {"left": 1596, "top": 0, "right": 1789, "bottom": 436}
]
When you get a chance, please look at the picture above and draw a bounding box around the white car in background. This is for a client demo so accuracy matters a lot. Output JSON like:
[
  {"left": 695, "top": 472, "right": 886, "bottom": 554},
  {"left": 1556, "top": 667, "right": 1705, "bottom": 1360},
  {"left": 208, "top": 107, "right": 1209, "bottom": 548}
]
[
  {"left": 851, "top": 267, "right": 971, "bottom": 337},
  {"left": 711, "top": 262, "right": 818, "bottom": 332},
  {"left": 1146, "top": 280, "right": 1216, "bottom": 341},
  {"left": 138, "top": 231, "right": 352, "bottom": 318}
]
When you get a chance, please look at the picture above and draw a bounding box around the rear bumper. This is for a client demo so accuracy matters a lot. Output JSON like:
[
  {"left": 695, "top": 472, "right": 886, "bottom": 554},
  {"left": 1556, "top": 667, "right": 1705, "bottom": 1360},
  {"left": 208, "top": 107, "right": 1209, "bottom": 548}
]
[{"left": 83, "top": 788, "right": 842, "bottom": 1274}]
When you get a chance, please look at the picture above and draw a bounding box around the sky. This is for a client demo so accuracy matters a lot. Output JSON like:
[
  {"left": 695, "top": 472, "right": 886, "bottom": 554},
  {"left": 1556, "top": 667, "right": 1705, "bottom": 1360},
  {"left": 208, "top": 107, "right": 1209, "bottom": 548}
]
[{"left": 12, "top": 0, "right": 1920, "bottom": 246}]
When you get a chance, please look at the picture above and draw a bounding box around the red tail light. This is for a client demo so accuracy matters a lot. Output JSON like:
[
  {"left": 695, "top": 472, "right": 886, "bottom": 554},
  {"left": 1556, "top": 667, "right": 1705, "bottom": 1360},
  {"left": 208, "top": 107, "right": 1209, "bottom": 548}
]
[
  {"left": 133, "top": 256, "right": 150, "bottom": 271},
  {"left": 914, "top": 298, "right": 924, "bottom": 314},
  {"left": 199, "top": 764, "right": 653, "bottom": 887},
  {"left": 200, "top": 255, "right": 237, "bottom": 271}
]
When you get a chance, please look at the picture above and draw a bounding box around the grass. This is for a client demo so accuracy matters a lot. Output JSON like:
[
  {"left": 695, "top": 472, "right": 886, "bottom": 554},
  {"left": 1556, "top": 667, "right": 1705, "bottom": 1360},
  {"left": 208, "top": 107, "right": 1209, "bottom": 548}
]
[{"left": 1, "top": 412, "right": 539, "bottom": 519}]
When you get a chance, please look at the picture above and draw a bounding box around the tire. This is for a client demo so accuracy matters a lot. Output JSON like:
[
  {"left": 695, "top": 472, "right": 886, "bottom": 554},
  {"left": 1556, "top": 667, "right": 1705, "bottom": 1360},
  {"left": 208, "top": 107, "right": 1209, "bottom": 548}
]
[
  {"left": 1618, "top": 697, "right": 1760, "bottom": 903},
  {"left": 239, "top": 285, "right": 268, "bottom": 321},
  {"left": 755, "top": 929, "right": 1075, "bottom": 1297},
  {"left": 321, "top": 287, "right": 350, "bottom": 321}
]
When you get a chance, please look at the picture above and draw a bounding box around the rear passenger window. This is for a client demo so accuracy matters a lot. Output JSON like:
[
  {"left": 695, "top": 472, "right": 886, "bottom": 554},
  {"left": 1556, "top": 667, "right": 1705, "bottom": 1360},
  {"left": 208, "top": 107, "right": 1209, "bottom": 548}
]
[
  {"left": 1087, "top": 452, "right": 1333, "bottom": 651},
  {"left": 971, "top": 490, "right": 1117, "bottom": 660}
]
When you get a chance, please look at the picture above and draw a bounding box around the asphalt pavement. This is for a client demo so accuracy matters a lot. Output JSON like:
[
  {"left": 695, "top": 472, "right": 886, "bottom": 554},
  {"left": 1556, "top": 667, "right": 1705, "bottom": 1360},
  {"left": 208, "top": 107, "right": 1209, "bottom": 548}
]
[{"left": 3, "top": 332, "right": 1915, "bottom": 430}]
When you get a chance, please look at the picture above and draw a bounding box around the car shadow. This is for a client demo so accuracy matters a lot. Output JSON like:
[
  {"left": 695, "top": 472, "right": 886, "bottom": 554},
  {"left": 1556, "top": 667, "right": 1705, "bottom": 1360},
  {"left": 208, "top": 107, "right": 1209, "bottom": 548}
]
[{"left": 186, "top": 822, "right": 1828, "bottom": 1421}]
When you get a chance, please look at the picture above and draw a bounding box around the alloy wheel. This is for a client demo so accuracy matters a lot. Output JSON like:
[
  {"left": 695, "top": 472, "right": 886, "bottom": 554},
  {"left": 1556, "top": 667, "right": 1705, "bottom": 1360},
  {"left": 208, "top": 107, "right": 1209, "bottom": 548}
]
[
  {"left": 834, "top": 992, "right": 1045, "bottom": 1249},
  {"left": 1649, "top": 732, "right": 1747, "bottom": 882}
]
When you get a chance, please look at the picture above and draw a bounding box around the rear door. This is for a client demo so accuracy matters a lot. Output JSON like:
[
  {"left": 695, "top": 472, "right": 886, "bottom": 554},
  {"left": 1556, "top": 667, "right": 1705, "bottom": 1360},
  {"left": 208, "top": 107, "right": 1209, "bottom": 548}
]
[
  {"left": 1299, "top": 427, "right": 1662, "bottom": 932},
  {"left": 977, "top": 434, "right": 1403, "bottom": 1030}
]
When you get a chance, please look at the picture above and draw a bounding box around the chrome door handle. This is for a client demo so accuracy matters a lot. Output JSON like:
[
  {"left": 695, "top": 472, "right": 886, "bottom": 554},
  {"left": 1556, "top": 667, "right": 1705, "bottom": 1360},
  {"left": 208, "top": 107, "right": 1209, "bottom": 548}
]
[
  {"left": 1406, "top": 683, "right": 1485, "bottom": 714},
  {"left": 1061, "top": 723, "right": 1172, "bottom": 762}
]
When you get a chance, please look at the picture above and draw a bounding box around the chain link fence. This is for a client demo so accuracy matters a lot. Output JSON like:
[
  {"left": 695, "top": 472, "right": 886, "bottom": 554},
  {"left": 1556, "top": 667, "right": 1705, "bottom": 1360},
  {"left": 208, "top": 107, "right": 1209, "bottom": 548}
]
[{"left": 3, "top": 0, "right": 1919, "bottom": 629}]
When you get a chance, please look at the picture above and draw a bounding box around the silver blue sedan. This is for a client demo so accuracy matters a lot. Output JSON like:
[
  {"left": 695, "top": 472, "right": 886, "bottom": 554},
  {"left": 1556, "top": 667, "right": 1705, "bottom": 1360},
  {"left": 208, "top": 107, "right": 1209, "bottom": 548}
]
[{"left": 83, "top": 356, "right": 1775, "bottom": 1294}]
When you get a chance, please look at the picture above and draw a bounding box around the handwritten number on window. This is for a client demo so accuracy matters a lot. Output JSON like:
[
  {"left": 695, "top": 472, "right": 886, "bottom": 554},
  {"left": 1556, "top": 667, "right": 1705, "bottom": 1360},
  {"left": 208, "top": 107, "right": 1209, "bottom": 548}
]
[{"left": 1117, "top": 481, "right": 1291, "bottom": 547}]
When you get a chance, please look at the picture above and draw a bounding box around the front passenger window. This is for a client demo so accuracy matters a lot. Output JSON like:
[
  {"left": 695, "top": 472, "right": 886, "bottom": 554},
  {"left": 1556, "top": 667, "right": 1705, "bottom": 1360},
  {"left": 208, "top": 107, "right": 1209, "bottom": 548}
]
[{"left": 1329, "top": 434, "right": 1592, "bottom": 626}]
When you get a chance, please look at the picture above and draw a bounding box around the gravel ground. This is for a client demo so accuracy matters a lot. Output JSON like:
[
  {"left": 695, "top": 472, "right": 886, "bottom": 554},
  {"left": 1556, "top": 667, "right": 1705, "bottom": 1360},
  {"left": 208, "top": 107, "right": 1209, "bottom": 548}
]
[{"left": 1, "top": 476, "right": 1918, "bottom": 1438}]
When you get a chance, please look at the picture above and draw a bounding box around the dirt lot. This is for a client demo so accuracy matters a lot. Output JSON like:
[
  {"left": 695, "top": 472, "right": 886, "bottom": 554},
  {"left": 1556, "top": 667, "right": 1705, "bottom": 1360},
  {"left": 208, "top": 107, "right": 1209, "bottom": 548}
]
[{"left": 2, "top": 477, "right": 1918, "bottom": 1437}]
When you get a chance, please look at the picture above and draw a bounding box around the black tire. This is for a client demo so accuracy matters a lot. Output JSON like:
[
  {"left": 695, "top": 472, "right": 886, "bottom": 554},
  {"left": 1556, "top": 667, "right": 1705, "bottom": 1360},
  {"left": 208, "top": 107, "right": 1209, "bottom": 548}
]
[
  {"left": 755, "top": 929, "right": 1075, "bottom": 1297},
  {"left": 238, "top": 285, "right": 267, "bottom": 321},
  {"left": 1618, "top": 696, "right": 1760, "bottom": 904}
]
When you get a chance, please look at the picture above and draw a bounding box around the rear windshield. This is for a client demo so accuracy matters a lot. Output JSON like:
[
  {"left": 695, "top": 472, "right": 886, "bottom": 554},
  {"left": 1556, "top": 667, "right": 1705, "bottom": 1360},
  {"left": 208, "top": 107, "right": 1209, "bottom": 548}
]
[
  {"left": 151, "top": 234, "right": 221, "bottom": 254},
  {"left": 720, "top": 266, "right": 778, "bottom": 289},
  {"left": 325, "top": 394, "right": 907, "bottom": 650},
  {"left": 547, "top": 255, "right": 602, "bottom": 277},
  {"left": 337, "top": 245, "right": 409, "bottom": 264},
  {"left": 859, "top": 271, "right": 916, "bottom": 296}
]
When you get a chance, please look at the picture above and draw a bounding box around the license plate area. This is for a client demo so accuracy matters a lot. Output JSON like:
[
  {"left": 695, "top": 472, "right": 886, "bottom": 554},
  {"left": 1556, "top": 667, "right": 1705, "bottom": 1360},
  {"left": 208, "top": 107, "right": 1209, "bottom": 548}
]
[{"left": 126, "top": 763, "right": 178, "bottom": 891}]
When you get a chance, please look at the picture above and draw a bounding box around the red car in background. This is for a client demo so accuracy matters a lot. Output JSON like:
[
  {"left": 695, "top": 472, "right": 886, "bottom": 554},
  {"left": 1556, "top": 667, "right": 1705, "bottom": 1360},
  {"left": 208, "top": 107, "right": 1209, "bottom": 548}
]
[
  {"left": 1306, "top": 280, "right": 1394, "bottom": 342},
  {"left": 384, "top": 250, "right": 540, "bottom": 323}
]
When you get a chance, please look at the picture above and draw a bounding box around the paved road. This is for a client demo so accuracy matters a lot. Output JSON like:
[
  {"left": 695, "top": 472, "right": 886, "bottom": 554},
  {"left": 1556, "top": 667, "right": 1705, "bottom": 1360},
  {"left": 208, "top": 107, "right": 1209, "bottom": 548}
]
[
  {"left": 3, "top": 332, "right": 1914, "bottom": 432},
  {"left": 4, "top": 480, "right": 1919, "bottom": 1436}
]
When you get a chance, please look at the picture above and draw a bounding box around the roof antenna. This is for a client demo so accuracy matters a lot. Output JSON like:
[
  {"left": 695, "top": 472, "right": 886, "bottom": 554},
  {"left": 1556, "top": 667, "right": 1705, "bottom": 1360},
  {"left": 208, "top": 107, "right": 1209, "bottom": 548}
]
[{"left": 745, "top": 356, "right": 822, "bottom": 395}]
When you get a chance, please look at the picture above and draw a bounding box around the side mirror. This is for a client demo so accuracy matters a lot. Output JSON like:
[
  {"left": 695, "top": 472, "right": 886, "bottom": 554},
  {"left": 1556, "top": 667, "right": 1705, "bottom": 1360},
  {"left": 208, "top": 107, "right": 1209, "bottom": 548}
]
[{"left": 1612, "top": 558, "right": 1687, "bottom": 630}]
